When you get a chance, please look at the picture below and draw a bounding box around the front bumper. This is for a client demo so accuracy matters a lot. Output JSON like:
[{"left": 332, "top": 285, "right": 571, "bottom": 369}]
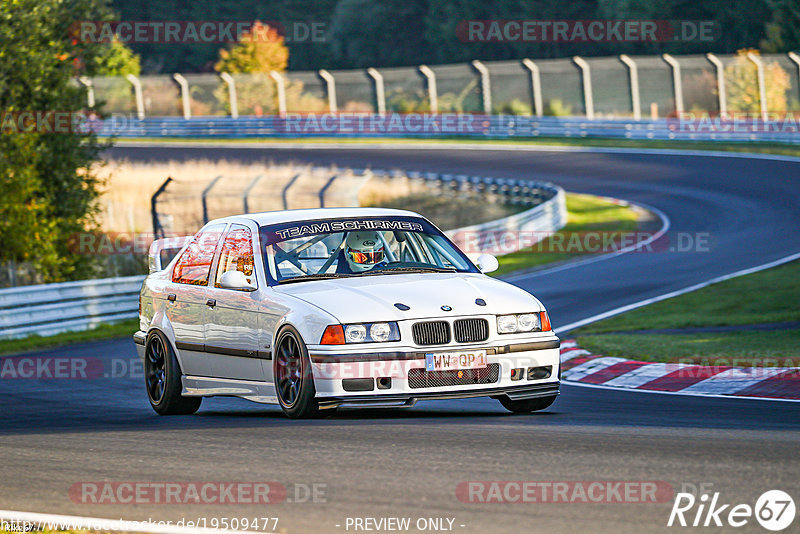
[
  {"left": 316, "top": 382, "right": 560, "bottom": 409},
  {"left": 308, "top": 337, "right": 560, "bottom": 406}
]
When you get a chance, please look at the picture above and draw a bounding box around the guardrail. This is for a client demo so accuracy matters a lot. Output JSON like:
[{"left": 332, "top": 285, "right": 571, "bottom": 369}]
[
  {"left": 0, "top": 276, "right": 145, "bottom": 340},
  {"left": 373, "top": 169, "right": 567, "bottom": 255},
  {"left": 98, "top": 115, "right": 800, "bottom": 144},
  {"left": 0, "top": 170, "right": 566, "bottom": 340},
  {"left": 447, "top": 187, "right": 567, "bottom": 257}
]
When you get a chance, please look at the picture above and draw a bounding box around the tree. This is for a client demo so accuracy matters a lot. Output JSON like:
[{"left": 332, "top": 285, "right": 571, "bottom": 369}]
[
  {"left": 213, "top": 22, "right": 290, "bottom": 116},
  {"left": 761, "top": 0, "right": 800, "bottom": 52},
  {"left": 214, "top": 21, "right": 288, "bottom": 74},
  {"left": 0, "top": 0, "right": 119, "bottom": 282},
  {"left": 95, "top": 38, "right": 141, "bottom": 76},
  {"left": 725, "top": 49, "right": 791, "bottom": 113}
]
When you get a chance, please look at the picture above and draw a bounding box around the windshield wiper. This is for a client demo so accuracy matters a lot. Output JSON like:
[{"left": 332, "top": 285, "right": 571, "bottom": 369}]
[
  {"left": 277, "top": 273, "right": 354, "bottom": 284},
  {"left": 365, "top": 266, "right": 457, "bottom": 275}
]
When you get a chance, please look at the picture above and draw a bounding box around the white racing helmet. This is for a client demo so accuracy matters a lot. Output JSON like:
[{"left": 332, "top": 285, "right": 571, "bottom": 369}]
[{"left": 344, "top": 231, "right": 384, "bottom": 272}]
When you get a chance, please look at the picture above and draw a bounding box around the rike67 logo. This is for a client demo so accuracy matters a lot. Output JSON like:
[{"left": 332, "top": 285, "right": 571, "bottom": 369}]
[{"left": 668, "top": 489, "right": 796, "bottom": 531}]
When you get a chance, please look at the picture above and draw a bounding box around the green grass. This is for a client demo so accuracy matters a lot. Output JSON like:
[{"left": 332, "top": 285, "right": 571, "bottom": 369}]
[
  {"left": 578, "top": 330, "right": 800, "bottom": 366},
  {"left": 578, "top": 261, "right": 800, "bottom": 333},
  {"left": 574, "top": 260, "right": 800, "bottom": 365},
  {"left": 493, "top": 193, "right": 643, "bottom": 276},
  {"left": 116, "top": 136, "right": 800, "bottom": 159},
  {"left": 0, "top": 318, "right": 139, "bottom": 356}
]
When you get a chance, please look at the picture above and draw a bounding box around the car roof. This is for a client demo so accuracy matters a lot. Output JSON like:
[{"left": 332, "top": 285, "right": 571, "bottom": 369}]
[{"left": 210, "top": 207, "right": 424, "bottom": 227}]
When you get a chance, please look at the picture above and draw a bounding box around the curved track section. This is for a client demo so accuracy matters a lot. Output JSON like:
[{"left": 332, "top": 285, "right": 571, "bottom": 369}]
[
  {"left": 110, "top": 145, "right": 800, "bottom": 330},
  {"left": 1, "top": 145, "right": 799, "bottom": 534}
]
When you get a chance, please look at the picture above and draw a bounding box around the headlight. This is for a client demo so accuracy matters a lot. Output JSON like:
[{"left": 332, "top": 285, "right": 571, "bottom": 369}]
[
  {"left": 322, "top": 322, "right": 400, "bottom": 344},
  {"left": 344, "top": 324, "right": 367, "bottom": 343},
  {"left": 517, "top": 313, "right": 541, "bottom": 332},
  {"left": 497, "top": 313, "right": 545, "bottom": 334},
  {"left": 369, "top": 322, "right": 392, "bottom": 342},
  {"left": 497, "top": 315, "right": 519, "bottom": 334}
]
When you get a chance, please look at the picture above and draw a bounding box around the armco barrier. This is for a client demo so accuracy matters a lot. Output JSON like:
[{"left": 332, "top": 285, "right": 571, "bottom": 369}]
[
  {"left": 96, "top": 115, "right": 800, "bottom": 144},
  {"left": 0, "top": 276, "right": 145, "bottom": 340},
  {"left": 0, "top": 172, "right": 566, "bottom": 340},
  {"left": 446, "top": 187, "right": 567, "bottom": 257}
]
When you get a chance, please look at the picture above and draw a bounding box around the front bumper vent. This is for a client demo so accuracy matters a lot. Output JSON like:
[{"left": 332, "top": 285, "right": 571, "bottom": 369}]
[{"left": 408, "top": 364, "right": 500, "bottom": 389}]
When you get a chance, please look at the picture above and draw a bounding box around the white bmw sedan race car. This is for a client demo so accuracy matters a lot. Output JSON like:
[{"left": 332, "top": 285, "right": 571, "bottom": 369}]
[{"left": 134, "top": 208, "right": 561, "bottom": 418}]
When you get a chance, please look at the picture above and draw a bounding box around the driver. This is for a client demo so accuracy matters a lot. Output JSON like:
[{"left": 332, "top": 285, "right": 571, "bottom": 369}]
[{"left": 336, "top": 231, "right": 385, "bottom": 273}]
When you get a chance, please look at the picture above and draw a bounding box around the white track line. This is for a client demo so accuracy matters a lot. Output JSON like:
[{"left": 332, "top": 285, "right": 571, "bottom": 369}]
[
  {"left": 0, "top": 510, "right": 272, "bottom": 534},
  {"left": 563, "top": 380, "right": 800, "bottom": 403},
  {"left": 502, "top": 199, "right": 671, "bottom": 282},
  {"left": 557, "top": 251, "right": 800, "bottom": 333}
]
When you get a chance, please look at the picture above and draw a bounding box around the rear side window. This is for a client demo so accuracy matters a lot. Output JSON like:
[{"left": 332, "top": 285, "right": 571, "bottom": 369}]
[
  {"left": 172, "top": 224, "right": 226, "bottom": 286},
  {"left": 215, "top": 224, "right": 256, "bottom": 288}
]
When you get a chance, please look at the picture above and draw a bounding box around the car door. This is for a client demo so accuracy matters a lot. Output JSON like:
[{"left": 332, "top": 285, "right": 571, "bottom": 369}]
[
  {"left": 166, "top": 223, "right": 226, "bottom": 377},
  {"left": 203, "top": 223, "right": 268, "bottom": 381}
]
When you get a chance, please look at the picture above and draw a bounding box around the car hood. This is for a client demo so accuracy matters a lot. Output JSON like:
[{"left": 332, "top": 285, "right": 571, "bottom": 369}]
[{"left": 273, "top": 272, "right": 543, "bottom": 324}]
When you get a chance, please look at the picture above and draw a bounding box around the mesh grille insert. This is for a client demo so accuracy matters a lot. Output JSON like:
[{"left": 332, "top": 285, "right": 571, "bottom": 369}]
[
  {"left": 408, "top": 364, "right": 501, "bottom": 389},
  {"left": 412, "top": 321, "right": 451, "bottom": 346}
]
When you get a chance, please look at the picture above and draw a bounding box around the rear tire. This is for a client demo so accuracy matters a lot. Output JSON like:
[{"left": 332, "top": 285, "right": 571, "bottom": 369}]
[
  {"left": 145, "top": 331, "right": 202, "bottom": 415},
  {"left": 498, "top": 395, "right": 557, "bottom": 414},
  {"left": 274, "top": 326, "right": 320, "bottom": 419}
]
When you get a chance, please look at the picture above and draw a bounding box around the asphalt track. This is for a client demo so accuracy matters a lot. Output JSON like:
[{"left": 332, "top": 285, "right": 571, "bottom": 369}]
[{"left": 2, "top": 144, "right": 800, "bottom": 533}]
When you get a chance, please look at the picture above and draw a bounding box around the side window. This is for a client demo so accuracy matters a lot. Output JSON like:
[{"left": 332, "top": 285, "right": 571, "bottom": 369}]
[
  {"left": 172, "top": 224, "right": 226, "bottom": 286},
  {"left": 214, "top": 224, "right": 256, "bottom": 289}
]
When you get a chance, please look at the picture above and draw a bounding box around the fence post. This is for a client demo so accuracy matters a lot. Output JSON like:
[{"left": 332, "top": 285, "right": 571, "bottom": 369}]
[
  {"left": 78, "top": 76, "right": 95, "bottom": 108},
  {"left": 219, "top": 72, "right": 239, "bottom": 119},
  {"left": 125, "top": 74, "right": 145, "bottom": 120},
  {"left": 270, "top": 71, "right": 287, "bottom": 117},
  {"left": 151, "top": 176, "right": 173, "bottom": 238},
  {"left": 172, "top": 73, "right": 191, "bottom": 119},
  {"left": 201, "top": 176, "right": 223, "bottom": 224},
  {"left": 521, "top": 59, "right": 543, "bottom": 117},
  {"left": 319, "top": 174, "right": 339, "bottom": 208},
  {"left": 572, "top": 56, "right": 594, "bottom": 119},
  {"left": 471, "top": 60, "right": 492, "bottom": 114},
  {"left": 789, "top": 52, "right": 800, "bottom": 99},
  {"left": 619, "top": 55, "right": 641, "bottom": 120},
  {"left": 242, "top": 175, "right": 263, "bottom": 213},
  {"left": 747, "top": 52, "right": 769, "bottom": 121},
  {"left": 319, "top": 69, "right": 338, "bottom": 113},
  {"left": 418, "top": 65, "right": 438, "bottom": 113},
  {"left": 662, "top": 54, "right": 684, "bottom": 115},
  {"left": 282, "top": 173, "right": 301, "bottom": 210},
  {"left": 706, "top": 53, "right": 727, "bottom": 115},
  {"left": 367, "top": 68, "right": 386, "bottom": 115}
]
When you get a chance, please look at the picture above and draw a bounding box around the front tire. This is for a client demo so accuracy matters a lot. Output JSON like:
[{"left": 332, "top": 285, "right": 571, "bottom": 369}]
[
  {"left": 145, "top": 331, "right": 202, "bottom": 415},
  {"left": 498, "top": 395, "right": 557, "bottom": 414},
  {"left": 274, "top": 326, "right": 320, "bottom": 419}
]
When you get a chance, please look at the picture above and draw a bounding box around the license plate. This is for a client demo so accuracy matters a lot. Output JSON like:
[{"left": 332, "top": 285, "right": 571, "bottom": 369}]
[{"left": 425, "top": 350, "right": 487, "bottom": 372}]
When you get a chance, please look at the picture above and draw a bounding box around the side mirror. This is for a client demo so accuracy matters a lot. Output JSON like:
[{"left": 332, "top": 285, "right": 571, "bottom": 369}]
[
  {"left": 476, "top": 253, "right": 499, "bottom": 274},
  {"left": 219, "top": 270, "right": 257, "bottom": 291}
]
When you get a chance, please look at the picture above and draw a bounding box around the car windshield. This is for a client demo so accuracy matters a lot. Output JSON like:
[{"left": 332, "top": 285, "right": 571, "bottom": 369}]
[{"left": 259, "top": 216, "right": 478, "bottom": 283}]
